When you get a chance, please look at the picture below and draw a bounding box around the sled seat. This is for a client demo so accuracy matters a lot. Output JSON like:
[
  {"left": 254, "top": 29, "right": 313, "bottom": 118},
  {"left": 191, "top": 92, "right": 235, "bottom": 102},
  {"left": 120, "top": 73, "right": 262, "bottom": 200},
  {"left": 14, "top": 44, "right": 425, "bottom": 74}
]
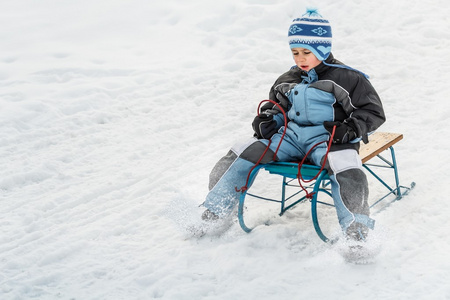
[
  {"left": 359, "top": 132, "right": 404, "bottom": 164},
  {"left": 237, "top": 132, "right": 415, "bottom": 242}
]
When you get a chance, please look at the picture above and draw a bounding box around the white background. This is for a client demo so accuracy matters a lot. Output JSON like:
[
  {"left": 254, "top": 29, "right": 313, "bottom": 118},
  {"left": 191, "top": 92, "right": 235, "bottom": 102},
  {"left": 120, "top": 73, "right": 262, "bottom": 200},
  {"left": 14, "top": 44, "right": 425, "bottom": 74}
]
[{"left": 1, "top": 0, "right": 449, "bottom": 299}]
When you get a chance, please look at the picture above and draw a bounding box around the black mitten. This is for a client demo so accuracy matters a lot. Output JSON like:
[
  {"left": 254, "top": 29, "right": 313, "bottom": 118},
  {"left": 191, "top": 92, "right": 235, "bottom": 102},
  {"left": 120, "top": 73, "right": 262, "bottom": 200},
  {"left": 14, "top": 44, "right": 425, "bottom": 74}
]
[
  {"left": 252, "top": 113, "right": 278, "bottom": 139},
  {"left": 323, "top": 119, "right": 358, "bottom": 144}
]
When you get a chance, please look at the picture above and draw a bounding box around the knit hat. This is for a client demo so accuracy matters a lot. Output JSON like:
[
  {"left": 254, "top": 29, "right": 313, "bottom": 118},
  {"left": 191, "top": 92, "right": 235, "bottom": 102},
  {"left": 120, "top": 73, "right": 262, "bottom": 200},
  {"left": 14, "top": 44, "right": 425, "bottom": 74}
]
[{"left": 288, "top": 9, "right": 332, "bottom": 61}]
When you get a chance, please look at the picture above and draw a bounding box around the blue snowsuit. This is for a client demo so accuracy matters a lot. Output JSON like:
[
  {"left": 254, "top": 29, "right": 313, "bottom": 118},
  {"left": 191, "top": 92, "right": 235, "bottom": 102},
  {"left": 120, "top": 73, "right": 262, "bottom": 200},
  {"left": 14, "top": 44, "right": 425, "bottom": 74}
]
[{"left": 203, "top": 54, "right": 385, "bottom": 236}]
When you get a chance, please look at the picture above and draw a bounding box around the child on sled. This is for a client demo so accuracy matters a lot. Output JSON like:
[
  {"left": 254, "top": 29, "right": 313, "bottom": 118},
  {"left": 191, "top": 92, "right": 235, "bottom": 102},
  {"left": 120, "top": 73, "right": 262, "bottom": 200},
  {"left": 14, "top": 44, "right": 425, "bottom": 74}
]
[{"left": 199, "top": 9, "right": 385, "bottom": 241}]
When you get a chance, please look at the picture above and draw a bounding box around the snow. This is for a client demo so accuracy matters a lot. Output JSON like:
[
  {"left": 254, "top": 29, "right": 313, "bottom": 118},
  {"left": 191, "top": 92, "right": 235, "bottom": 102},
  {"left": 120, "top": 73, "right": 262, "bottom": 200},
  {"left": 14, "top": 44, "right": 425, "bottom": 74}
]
[{"left": 1, "top": 0, "right": 450, "bottom": 299}]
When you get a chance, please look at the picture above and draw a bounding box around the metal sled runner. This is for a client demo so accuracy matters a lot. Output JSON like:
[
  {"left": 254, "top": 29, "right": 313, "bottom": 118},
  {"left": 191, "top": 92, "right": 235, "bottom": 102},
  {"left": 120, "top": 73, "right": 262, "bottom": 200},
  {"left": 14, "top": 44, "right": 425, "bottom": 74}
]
[{"left": 237, "top": 132, "right": 415, "bottom": 242}]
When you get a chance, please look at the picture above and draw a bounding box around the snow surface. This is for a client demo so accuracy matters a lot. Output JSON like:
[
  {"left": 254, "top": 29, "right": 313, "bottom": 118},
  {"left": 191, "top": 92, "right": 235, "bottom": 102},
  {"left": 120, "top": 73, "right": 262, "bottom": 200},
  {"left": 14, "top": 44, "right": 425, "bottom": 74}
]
[{"left": 1, "top": 0, "right": 450, "bottom": 299}]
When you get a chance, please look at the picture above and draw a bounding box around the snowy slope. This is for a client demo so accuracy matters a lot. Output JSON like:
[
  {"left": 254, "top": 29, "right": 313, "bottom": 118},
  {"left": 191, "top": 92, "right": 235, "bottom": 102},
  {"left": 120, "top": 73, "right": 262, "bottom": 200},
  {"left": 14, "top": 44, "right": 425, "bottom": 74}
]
[{"left": 1, "top": 0, "right": 450, "bottom": 299}]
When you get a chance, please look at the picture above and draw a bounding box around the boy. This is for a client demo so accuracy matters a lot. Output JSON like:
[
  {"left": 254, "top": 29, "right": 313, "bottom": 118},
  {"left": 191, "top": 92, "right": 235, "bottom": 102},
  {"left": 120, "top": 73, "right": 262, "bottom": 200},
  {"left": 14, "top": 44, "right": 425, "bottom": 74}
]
[{"left": 200, "top": 9, "right": 385, "bottom": 241}]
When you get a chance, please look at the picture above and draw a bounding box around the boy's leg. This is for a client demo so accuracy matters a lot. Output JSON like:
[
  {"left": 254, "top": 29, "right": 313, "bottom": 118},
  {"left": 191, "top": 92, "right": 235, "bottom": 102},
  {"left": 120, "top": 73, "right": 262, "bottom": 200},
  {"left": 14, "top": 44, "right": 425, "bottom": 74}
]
[
  {"left": 203, "top": 138, "right": 277, "bottom": 217},
  {"left": 325, "top": 149, "right": 375, "bottom": 240},
  {"left": 204, "top": 133, "right": 302, "bottom": 218}
]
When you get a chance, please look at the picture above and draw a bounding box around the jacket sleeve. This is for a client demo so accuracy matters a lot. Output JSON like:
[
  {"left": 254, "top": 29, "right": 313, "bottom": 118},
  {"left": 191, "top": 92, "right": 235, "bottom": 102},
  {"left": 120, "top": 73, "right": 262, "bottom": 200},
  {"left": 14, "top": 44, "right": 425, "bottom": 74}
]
[
  {"left": 262, "top": 68, "right": 302, "bottom": 113},
  {"left": 347, "top": 74, "right": 386, "bottom": 143}
]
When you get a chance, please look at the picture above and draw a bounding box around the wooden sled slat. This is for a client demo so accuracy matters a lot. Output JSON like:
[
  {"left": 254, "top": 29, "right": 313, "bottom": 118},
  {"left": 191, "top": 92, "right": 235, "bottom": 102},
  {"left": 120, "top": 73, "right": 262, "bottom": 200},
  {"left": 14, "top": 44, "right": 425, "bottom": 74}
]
[{"left": 359, "top": 132, "right": 403, "bottom": 164}]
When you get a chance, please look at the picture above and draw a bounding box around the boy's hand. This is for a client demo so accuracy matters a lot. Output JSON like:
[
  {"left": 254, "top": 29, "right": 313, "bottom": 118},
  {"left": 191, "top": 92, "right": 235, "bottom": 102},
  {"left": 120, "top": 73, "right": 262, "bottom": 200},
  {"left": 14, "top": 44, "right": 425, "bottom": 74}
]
[
  {"left": 252, "top": 113, "right": 278, "bottom": 139},
  {"left": 323, "top": 119, "right": 358, "bottom": 144}
]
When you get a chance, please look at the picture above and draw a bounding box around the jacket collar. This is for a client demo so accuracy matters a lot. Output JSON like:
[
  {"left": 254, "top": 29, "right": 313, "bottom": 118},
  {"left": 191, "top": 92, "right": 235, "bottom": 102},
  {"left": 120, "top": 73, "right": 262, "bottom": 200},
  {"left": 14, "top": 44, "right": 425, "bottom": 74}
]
[{"left": 314, "top": 53, "right": 336, "bottom": 76}]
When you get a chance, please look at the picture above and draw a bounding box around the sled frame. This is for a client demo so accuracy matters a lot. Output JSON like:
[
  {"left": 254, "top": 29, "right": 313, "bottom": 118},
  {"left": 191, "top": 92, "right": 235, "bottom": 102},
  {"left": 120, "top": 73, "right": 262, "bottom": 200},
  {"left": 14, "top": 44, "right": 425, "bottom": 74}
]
[{"left": 237, "top": 132, "right": 415, "bottom": 242}]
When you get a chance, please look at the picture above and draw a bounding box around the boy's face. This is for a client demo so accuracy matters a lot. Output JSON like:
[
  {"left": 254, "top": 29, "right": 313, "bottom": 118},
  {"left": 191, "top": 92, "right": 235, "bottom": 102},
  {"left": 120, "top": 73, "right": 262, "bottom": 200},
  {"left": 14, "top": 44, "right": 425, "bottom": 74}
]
[{"left": 291, "top": 48, "right": 321, "bottom": 72}]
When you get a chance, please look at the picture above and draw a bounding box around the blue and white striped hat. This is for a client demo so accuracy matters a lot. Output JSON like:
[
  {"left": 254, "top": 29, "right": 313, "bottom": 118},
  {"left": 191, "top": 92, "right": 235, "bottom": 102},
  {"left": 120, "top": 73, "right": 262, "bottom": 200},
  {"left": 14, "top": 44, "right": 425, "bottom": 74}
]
[{"left": 288, "top": 9, "right": 332, "bottom": 61}]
